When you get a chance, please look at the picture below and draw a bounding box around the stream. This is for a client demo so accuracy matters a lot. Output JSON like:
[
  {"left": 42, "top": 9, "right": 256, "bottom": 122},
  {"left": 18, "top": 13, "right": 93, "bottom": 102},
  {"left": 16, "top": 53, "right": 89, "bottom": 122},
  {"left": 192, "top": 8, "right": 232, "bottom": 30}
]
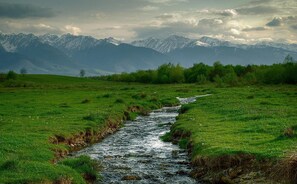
[{"left": 75, "top": 96, "right": 210, "bottom": 183}]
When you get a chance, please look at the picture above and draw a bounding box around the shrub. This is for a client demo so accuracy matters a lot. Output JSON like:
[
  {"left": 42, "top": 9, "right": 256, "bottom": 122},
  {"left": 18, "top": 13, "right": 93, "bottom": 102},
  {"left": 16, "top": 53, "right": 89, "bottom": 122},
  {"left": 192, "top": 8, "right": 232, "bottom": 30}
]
[
  {"left": 7, "top": 70, "right": 17, "bottom": 80},
  {"left": 214, "top": 75, "right": 223, "bottom": 87},
  {"left": 196, "top": 74, "right": 207, "bottom": 84}
]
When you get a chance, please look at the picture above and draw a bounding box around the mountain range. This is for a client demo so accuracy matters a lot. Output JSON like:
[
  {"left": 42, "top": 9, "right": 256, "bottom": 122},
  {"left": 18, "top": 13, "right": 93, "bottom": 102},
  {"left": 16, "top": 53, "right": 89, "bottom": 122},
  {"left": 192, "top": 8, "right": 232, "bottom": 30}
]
[{"left": 0, "top": 33, "right": 296, "bottom": 76}]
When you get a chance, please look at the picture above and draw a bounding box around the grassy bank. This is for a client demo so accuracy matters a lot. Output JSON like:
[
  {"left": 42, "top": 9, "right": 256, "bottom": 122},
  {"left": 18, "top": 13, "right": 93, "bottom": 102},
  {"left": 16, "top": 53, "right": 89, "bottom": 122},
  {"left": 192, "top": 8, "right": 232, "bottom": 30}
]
[
  {"left": 0, "top": 75, "right": 199, "bottom": 184},
  {"left": 170, "top": 85, "right": 297, "bottom": 182}
]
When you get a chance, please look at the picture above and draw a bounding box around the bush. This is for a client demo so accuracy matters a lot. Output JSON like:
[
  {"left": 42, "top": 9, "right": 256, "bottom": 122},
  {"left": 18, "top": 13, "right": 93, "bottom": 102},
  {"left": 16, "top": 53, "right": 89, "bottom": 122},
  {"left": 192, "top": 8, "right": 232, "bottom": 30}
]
[
  {"left": 196, "top": 74, "right": 207, "bottom": 84},
  {"left": 7, "top": 70, "right": 17, "bottom": 80},
  {"left": 214, "top": 75, "right": 223, "bottom": 87},
  {"left": 0, "top": 73, "right": 6, "bottom": 82}
]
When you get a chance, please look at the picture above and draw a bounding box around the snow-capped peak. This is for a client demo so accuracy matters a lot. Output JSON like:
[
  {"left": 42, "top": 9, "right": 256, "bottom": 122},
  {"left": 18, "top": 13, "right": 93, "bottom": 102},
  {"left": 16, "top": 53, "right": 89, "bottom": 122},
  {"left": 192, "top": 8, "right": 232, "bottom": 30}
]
[
  {"left": 104, "top": 37, "right": 121, "bottom": 46},
  {"left": 131, "top": 35, "right": 192, "bottom": 53},
  {"left": 0, "top": 33, "right": 40, "bottom": 52}
]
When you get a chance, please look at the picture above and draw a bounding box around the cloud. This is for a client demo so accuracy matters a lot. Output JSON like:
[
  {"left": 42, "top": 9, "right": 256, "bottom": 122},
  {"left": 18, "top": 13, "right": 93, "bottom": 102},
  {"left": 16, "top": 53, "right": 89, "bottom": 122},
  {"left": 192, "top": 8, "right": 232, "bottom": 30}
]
[
  {"left": 139, "top": 5, "right": 159, "bottom": 11},
  {"left": 197, "top": 9, "right": 238, "bottom": 17},
  {"left": 242, "top": 26, "right": 269, "bottom": 31},
  {"left": 0, "top": 2, "right": 55, "bottom": 19},
  {"left": 291, "top": 25, "right": 297, "bottom": 30},
  {"left": 64, "top": 25, "right": 81, "bottom": 35},
  {"left": 236, "top": 5, "right": 279, "bottom": 15},
  {"left": 217, "top": 9, "right": 238, "bottom": 17},
  {"left": 0, "top": 21, "right": 63, "bottom": 35},
  {"left": 196, "top": 18, "right": 224, "bottom": 34},
  {"left": 155, "top": 13, "right": 181, "bottom": 20},
  {"left": 146, "top": 0, "right": 187, "bottom": 4}
]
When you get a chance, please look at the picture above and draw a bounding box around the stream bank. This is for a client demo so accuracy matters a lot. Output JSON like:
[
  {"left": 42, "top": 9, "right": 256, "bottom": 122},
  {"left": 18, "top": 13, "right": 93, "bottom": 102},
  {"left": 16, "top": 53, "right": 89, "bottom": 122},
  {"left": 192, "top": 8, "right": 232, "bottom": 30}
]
[{"left": 74, "top": 103, "right": 198, "bottom": 183}]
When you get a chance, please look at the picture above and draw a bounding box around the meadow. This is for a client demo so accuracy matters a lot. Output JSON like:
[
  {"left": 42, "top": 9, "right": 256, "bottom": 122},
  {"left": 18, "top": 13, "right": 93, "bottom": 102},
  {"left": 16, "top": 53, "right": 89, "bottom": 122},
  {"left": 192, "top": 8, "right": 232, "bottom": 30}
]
[
  {"left": 0, "top": 74, "right": 199, "bottom": 183},
  {"left": 169, "top": 85, "right": 297, "bottom": 182},
  {"left": 0, "top": 74, "right": 296, "bottom": 183}
]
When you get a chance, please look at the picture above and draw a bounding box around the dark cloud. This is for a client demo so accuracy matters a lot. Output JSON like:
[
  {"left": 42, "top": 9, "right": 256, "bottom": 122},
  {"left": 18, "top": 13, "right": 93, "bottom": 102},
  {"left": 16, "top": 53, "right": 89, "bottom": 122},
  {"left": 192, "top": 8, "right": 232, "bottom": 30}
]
[
  {"left": 242, "top": 27, "right": 268, "bottom": 31},
  {"left": 236, "top": 5, "right": 279, "bottom": 15},
  {"left": 291, "top": 25, "right": 297, "bottom": 30},
  {"left": 266, "top": 17, "right": 282, "bottom": 27},
  {"left": 155, "top": 13, "right": 178, "bottom": 20},
  {"left": 0, "top": 2, "right": 55, "bottom": 19}
]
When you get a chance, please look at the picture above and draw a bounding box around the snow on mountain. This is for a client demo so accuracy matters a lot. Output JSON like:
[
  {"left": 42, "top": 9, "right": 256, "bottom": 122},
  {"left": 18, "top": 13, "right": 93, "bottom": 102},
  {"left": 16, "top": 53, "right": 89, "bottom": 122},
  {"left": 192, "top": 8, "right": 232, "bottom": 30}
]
[
  {"left": 132, "top": 35, "right": 297, "bottom": 53},
  {"left": 0, "top": 33, "right": 40, "bottom": 52},
  {"left": 39, "top": 34, "right": 101, "bottom": 51},
  {"left": 254, "top": 41, "right": 297, "bottom": 52},
  {"left": 103, "top": 37, "right": 122, "bottom": 46},
  {"left": 39, "top": 34, "right": 122, "bottom": 52},
  {"left": 131, "top": 35, "right": 192, "bottom": 53}
]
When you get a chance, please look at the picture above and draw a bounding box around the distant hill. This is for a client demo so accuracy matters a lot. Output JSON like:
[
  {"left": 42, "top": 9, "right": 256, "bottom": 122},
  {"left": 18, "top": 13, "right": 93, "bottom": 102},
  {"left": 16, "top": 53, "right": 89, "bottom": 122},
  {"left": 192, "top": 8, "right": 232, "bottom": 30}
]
[{"left": 0, "top": 33, "right": 296, "bottom": 75}]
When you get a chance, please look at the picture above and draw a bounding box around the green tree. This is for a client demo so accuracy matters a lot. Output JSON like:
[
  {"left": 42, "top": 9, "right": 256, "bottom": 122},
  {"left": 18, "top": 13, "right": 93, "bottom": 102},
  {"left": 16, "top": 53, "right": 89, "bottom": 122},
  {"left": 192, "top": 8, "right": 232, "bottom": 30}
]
[
  {"left": 169, "top": 64, "right": 184, "bottom": 83},
  {"left": 184, "top": 63, "right": 210, "bottom": 83},
  {"left": 284, "top": 54, "right": 294, "bottom": 63},
  {"left": 7, "top": 70, "right": 17, "bottom": 80},
  {"left": 210, "top": 61, "right": 224, "bottom": 81},
  {"left": 20, "top": 68, "right": 27, "bottom": 75},
  {"left": 196, "top": 74, "right": 207, "bottom": 84},
  {"left": 214, "top": 75, "right": 223, "bottom": 87},
  {"left": 80, "top": 69, "right": 85, "bottom": 77}
]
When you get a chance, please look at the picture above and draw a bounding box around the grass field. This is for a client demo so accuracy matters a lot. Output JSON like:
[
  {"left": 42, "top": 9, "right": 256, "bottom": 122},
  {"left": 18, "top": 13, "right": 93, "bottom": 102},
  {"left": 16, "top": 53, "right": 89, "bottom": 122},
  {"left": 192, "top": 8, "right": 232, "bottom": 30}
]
[
  {"left": 0, "top": 75, "right": 201, "bottom": 184},
  {"left": 170, "top": 85, "right": 297, "bottom": 182},
  {"left": 1, "top": 75, "right": 296, "bottom": 183}
]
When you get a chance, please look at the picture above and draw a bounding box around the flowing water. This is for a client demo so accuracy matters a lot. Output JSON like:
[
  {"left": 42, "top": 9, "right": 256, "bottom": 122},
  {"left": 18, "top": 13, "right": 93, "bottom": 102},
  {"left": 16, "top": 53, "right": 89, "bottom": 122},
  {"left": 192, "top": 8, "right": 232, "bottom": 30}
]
[{"left": 75, "top": 96, "right": 210, "bottom": 183}]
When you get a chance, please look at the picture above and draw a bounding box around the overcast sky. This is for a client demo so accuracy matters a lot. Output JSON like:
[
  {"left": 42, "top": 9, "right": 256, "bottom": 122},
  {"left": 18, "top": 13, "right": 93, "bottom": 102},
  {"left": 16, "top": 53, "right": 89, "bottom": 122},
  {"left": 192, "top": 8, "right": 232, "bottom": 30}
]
[{"left": 0, "top": 0, "right": 296, "bottom": 43}]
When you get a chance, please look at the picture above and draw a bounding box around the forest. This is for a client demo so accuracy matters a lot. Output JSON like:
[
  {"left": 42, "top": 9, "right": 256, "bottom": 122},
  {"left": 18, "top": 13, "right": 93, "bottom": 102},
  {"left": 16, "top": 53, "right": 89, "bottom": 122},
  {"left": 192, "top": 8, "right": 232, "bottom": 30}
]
[{"left": 100, "top": 55, "right": 297, "bottom": 85}]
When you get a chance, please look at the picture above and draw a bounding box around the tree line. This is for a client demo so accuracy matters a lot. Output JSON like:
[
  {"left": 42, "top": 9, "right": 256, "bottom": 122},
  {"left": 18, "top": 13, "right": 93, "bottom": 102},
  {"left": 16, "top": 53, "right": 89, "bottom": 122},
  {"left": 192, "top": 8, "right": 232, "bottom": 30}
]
[{"left": 99, "top": 55, "right": 297, "bottom": 86}]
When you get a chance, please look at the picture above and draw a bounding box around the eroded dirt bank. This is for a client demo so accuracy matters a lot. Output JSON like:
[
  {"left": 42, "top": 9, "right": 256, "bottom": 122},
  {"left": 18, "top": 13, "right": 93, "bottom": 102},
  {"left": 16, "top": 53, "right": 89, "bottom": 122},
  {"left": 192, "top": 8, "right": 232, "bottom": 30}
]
[{"left": 170, "top": 125, "right": 296, "bottom": 184}]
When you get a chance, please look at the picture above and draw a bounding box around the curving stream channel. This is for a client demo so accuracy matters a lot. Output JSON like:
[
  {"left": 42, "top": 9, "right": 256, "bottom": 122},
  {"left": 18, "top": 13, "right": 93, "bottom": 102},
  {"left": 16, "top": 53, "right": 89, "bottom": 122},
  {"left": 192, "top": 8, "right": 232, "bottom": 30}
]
[{"left": 75, "top": 96, "right": 209, "bottom": 183}]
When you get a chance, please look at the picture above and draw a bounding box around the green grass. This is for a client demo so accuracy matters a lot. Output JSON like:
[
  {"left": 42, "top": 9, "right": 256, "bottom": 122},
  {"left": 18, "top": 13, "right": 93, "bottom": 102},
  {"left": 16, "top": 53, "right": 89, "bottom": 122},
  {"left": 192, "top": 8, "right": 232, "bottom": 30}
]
[
  {"left": 1, "top": 75, "right": 296, "bottom": 183},
  {"left": 0, "top": 74, "right": 199, "bottom": 184},
  {"left": 172, "top": 85, "right": 297, "bottom": 160}
]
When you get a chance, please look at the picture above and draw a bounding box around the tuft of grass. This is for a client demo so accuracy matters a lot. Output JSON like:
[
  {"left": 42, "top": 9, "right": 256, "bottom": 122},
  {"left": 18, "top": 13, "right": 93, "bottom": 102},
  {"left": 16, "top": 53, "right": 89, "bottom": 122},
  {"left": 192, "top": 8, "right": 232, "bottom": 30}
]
[
  {"left": 102, "top": 93, "right": 112, "bottom": 98},
  {"left": 160, "top": 132, "right": 172, "bottom": 142},
  {"left": 81, "top": 99, "right": 91, "bottom": 104},
  {"left": 247, "top": 95, "right": 254, "bottom": 99},
  {"left": 179, "top": 104, "right": 192, "bottom": 114},
  {"left": 115, "top": 98, "right": 124, "bottom": 103},
  {"left": 58, "top": 156, "right": 100, "bottom": 182}
]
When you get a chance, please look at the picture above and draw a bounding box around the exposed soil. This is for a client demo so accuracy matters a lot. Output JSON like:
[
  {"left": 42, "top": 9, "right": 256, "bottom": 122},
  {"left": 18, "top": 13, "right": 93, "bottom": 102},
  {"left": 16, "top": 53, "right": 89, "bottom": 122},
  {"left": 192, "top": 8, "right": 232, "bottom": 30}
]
[{"left": 170, "top": 128, "right": 293, "bottom": 184}]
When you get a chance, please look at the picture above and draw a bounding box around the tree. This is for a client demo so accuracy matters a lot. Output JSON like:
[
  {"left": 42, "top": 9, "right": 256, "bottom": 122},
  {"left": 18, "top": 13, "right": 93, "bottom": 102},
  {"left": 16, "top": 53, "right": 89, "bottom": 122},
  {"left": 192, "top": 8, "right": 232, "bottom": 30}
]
[
  {"left": 284, "top": 54, "right": 294, "bottom": 63},
  {"left": 80, "top": 69, "right": 85, "bottom": 77},
  {"left": 7, "top": 70, "right": 17, "bottom": 80},
  {"left": 20, "top": 68, "right": 27, "bottom": 75},
  {"left": 209, "top": 61, "right": 224, "bottom": 81}
]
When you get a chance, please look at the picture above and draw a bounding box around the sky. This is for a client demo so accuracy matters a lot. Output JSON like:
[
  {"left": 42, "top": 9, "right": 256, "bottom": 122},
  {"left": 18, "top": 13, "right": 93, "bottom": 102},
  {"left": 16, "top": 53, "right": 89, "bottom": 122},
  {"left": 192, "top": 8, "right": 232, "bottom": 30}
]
[{"left": 0, "top": 0, "right": 296, "bottom": 43}]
